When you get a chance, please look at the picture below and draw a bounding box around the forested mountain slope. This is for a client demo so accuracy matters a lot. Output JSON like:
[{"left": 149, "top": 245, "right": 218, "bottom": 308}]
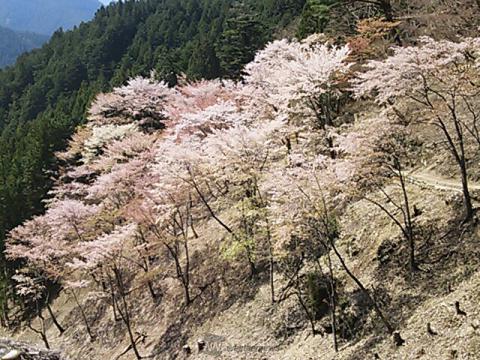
[
  {"left": 0, "top": 0, "right": 306, "bottom": 289},
  {"left": 0, "top": 0, "right": 102, "bottom": 35},
  {"left": 4, "top": 15, "right": 480, "bottom": 359},
  {"left": 2, "top": 1, "right": 480, "bottom": 359},
  {"left": 0, "top": 26, "right": 48, "bottom": 68}
]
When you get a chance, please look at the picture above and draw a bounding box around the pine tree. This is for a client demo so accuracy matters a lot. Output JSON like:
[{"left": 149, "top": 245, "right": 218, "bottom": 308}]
[{"left": 216, "top": 2, "right": 266, "bottom": 79}]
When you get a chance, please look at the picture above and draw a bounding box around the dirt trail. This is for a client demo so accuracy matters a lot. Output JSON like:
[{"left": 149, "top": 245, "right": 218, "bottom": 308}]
[{"left": 405, "top": 170, "right": 480, "bottom": 204}]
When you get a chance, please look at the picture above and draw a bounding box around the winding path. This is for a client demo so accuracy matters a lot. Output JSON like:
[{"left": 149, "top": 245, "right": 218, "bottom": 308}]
[
  {"left": 404, "top": 170, "right": 480, "bottom": 205},
  {"left": 406, "top": 171, "right": 480, "bottom": 192}
]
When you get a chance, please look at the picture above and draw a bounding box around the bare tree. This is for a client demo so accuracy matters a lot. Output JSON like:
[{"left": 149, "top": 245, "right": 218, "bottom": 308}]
[
  {"left": 27, "top": 301, "right": 50, "bottom": 350},
  {"left": 354, "top": 37, "right": 480, "bottom": 222}
]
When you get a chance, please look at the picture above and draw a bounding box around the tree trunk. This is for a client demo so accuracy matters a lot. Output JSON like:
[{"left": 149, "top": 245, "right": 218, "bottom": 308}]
[
  {"left": 269, "top": 255, "right": 275, "bottom": 304},
  {"left": 114, "top": 268, "right": 142, "bottom": 360},
  {"left": 1, "top": 266, "right": 10, "bottom": 328},
  {"left": 255, "top": 181, "right": 275, "bottom": 304},
  {"left": 117, "top": 297, "right": 142, "bottom": 360},
  {"left": 46, "top": 303, "right": 65, "bottom": 335},
  {"left": 329, "top": 237, "right": 394, "bottom": 334},
  {"left": 165, "top": 241, "right": 191, "bottom": 306},
  {"left": 453, "top": 102, "right": 474, "bottom": 222},
  {"left": 327, "top": 136, "right": 336, "bottom": 159},
  {"left": 183, "top": 284, "right": 191, "bottom": 306},
  {"left": 107, "top": 273, "right": 121, "bottom": 322},
  {"left": 0, "top": 311, "right": 5, "bottom": 328},
  {"left": 1, "top": 293, "right": 9, "bottom": 328},
  {"left": 147, "top": 280, "right": 157, "bottom": 302},
  {"left": 379, "top": 0, "right": 393, "bottom": 20},
  {"left": 441, "top": 102, "right": 474, "bottom": 222},
  {"left": 183, "top": 239, "right": 191, "bottom": 305},
  {"left": 28, "top": 305, "right": 50, "bottom": 349},
  {"left": 397, "top": 163, "right": 418, "bottom": 272},
  {"left": 247, "top": 254, "right": 257, "bottom": 278},
  {"left": 41, "top": 334, "right": 50, "bottom": 349},
  {"left": 140, "top": 258, "right": 158, "bottom": 303},
  {"left": 71, "top": 289, "right": 95, "bottom": 342},
  {"left": 414, "top": 85, "right": 474, "bottom": 222},
  {"left": 295, "top": 277, "right": 317, "bottom": 336},
  {"left": 122, "top": 309, "right": 142, "bottom": 360},
  {"left": 460, "top": 160, "right": 474, "bottom": 222},
  {"left": 38, "top": 320, "right": 50, "bottom": 350},
  {"left": 325, "top": 253, "right": 338, "bottom": 352}
]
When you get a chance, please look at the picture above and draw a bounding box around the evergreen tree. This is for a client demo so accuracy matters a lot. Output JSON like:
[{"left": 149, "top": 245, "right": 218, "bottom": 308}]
[
  {"left": 216, "top": 2, "right": 267, "bottom": 79},
  {"left": 187, "top": 38, "right": 221, "bottom": 80},
  {"left": 297, "top": 0, "right": 337, "bottom": 39}
]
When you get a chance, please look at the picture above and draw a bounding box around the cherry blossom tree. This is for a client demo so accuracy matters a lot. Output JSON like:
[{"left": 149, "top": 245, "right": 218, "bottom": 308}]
[
  {"left": 89, "top": 76, "right": 171, "bottom": 131},
  {"left": 143, "top": 140, "right": 202, "bottom": 306},
  {"left": 10, "top": 273, "right": 56, "bottom": 348},
  {"left": 171, "top": 101, "right": 241, "bottom": 141},
  {"left": 64, "top": 280, "right": 95, "bottom": 342},
  {"left": 68, "top": 224, "right": 143, "bottom": 359},
  {"left": 11, "top": 273, "right": 64, "bottom": 344},
  {"left": 245, "top": 36, "right": 352, "bottom": 157},
  {"left": 6, "top": 199, "right": 100, "bottom": 335},
  {"left": 268, "top": 153, "right": 395, "bottom": 339},
  {"left": 164, "top": 79, "right": 238, "bottom": 126},
  {"left": 335, "top": 111, "right": 420, "bottom": 271},
  {"left": 266, "top": 152, "right": 347, "bottom": 340},
  {"left": 147, "top": 91, "right": 284, "bottom": 301},
  {"left": 354, "top": 36, "right": 480, "bottom": 221},
  {"left": 201, "top": 119, "right": 285, "bottom": 299},
  {"left": 7, "top": 200, "right": 99, "bottom": 274},
  {"left": 82, "top": 123, "right": 139, "bottom": 163}
]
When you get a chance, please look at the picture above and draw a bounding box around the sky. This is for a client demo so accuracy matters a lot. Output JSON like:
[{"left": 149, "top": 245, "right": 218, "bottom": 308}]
[{"left": 99, "top": 0, "right": 114, "bottom": 4}]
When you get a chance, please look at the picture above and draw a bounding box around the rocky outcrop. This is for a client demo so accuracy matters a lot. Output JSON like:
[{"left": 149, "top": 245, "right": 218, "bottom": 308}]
[{"left": 0, "top": 339, "right": 63, "bottom": 360}]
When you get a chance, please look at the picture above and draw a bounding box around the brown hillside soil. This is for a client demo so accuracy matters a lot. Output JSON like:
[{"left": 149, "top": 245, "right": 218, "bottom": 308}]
[{"left": 181, "top": 181, "right": 480, "bottom": 360}]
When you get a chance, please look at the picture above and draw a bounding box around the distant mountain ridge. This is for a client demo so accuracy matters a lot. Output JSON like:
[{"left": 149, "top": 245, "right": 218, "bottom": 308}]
[
  {"left": 0, "top": 26, "right": 48, "bottom": 67},
  {"left": 0, "top": 0, "right": 102, "bottom": 35}
]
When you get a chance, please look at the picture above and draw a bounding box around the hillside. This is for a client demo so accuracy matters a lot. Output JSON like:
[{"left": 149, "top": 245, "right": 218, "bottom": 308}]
[
  {"left": 0, "top": 0, "right": 306, "bottom": 297},
  {"left": 0, "top": 26, "right": 48, "bottom": 68},
  {"left": 0, "top": 0, "right": 102, "bottom": 35},
  {"left": 1, "top": 1, "right": 480, "bottom": 359}
]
